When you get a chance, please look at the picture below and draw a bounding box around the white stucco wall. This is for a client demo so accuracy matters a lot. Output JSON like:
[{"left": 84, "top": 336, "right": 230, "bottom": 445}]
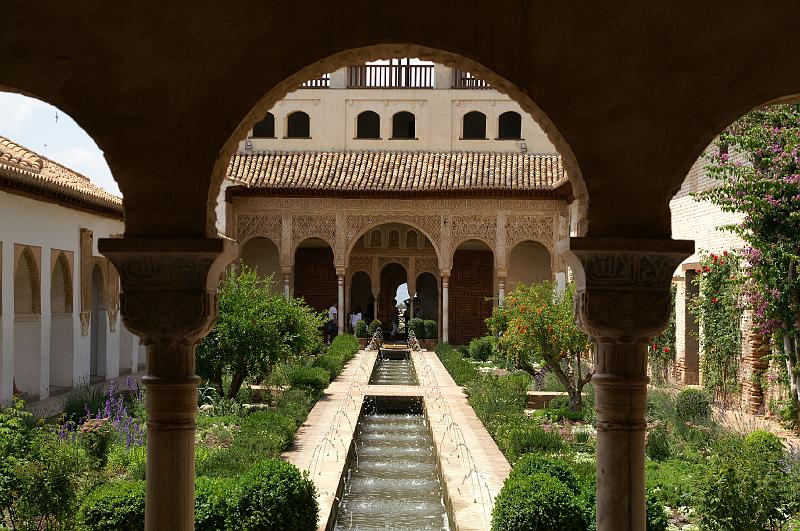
[{"left": 0, "top": 190, "right": 132, "bottom": 402}]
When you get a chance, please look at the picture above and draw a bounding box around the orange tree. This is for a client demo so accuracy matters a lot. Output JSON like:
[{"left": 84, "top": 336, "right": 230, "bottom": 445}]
[{"left": 487, "top": 281, "right": 593, "bottom": 410}]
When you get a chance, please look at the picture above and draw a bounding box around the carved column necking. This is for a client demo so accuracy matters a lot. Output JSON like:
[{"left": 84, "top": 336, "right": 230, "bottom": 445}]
[
  {"left": 98, "top": 238, "right": 234, "bottom": 531},
  {"left": 559, "top": 237, "right": 693, "bottom": 531}
]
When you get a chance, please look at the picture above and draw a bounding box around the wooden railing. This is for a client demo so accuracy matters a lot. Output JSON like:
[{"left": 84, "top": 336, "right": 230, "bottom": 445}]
[
  {"left": 300, "top": 73, "right": 330, "bottom": 88},
  {"left": 347, "top": 64, "right": 434, "bottom": 88},
  {"left": 452, "top": 68, "right": 491, "bottom": 89}
]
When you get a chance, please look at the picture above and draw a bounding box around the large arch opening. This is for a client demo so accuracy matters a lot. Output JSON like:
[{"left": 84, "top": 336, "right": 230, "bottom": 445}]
[
  {"left": 379, "top": 262, "right": 407, "bottom": 339},
  {"left": 240, "top": 236, "right": 281, "bottom": 292},
  {"left": 293, "top": 238, "right": 336, "bottom": 314},
  {"left": 415, "top": 272, "right": 438, "bottom": 322},
  {"left": 349, "top": 271, "right": 372, "bottom": 331},
  {"left": 13, "top": 247, "right": 41, "bottom": 398},
  {"left": 507, "top": 240, "right": 552, "bottom": 291},
  {"left": 49, "top": 252, "right": 74, "bottom": 390},
  {"left": 450, "top": 239, "right": 493, "bottom": 345}
]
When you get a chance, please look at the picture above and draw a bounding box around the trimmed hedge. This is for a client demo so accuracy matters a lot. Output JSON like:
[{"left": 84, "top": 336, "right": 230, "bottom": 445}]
[
  {"left": 491, "top": 473, "right": 585, "bottom": 531},
  {"left": 195, "top": 476, "right": 235, "bottom": 531},
  {"left": 674, "top": 388, "right": 711, "bottom": 426},
  {"left": 76, "top": 481, "right": 145, "bottom": 531},
  {"left": 435, "top": 343, "right": 478, "bottom": 386},
  {"left": 286, "top": 365, "right": 330, "bottom": 392},
  {"left": 234, "top": 459, "right": 318, "bottom": 530},
  {"left": 354, "top": 320, "right": 368, "bottom": 338},
  {"left": 409, "top": 317, "right": 425, "bottom": 339},
  {"left": 313, "top": 334, "right": 359, "bottom": 379},
  {"left": 468, "top": 336, "right": 495, "bottom": 361},
  {"left": 509, "top": 454, "right": 579, "bottom": 494},
  {"left": 424, "top": 319, "right": 438, "bottom": 339}
]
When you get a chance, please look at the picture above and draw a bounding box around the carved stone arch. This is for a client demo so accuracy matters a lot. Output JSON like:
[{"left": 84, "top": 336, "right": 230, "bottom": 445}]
[
  {"left": 414, "top": 256, "right": 439, "bottom": 280},
  {"left": 290, "top": 215, "right": 336, "bottom": 260},
  {"left": 91, "top": 257, "right": 109, "bottom": 311},
  {"left": 348, "top": 255, "right": 373, "bottom": 282},
  {"left": 378, "top": 256, "right": 410, "bottom": 275},
  {"left": 450, "top": 215, "right": 497, "bottom": 258},
  {"left": 505, "top": 214, "right": 556, "bottom": 272},
  {"left": 236, "top": 213, "right": 283, "bottom": 255},
  {"left": 14, "top": 246, "right": 41, "bottom": 315},
  {"left": 238, "top": 234, "right": 282, "bottom": 263},
  {"left": 344, "top": 215, "right": 441, "bottom": 262},
  {"left": 51, "top": 251, "right": 74, "bottom": 313}
]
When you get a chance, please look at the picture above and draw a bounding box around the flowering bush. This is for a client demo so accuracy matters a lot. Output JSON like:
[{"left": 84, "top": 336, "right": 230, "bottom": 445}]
[
  {"left": 698, "top": 103, "right": 800, "bottom": 418},
  {"left": 649, "top": 284, "right": 676, "bottom": 385},
  {"left": 690, "top": 251, "right": 742, "bottom": 400},
  {"left": 488, "top": 281, "right": 592, "bottom": 410}
]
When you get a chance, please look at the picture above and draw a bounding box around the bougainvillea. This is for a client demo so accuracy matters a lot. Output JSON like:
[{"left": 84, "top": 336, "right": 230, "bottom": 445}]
[
  {"left": 689, "top": 251, "right": 742, "bottom": 401},
  {"left": 697, "top": 103, "right": 800, "bottom": 416},
  {"left": 487, "top": 282, "right": 592, "bottom": 410}
]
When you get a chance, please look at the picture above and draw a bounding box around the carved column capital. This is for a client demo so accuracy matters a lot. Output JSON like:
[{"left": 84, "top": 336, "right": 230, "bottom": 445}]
[
  {"left": 559, "top": 237, "right": 693, "bottom": 342},
  {"left": 98, "top": 238, "right": 235, "bottom": 353}
]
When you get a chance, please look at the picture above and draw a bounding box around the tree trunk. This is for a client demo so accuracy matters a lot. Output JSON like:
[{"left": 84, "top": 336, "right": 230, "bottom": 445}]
[
  {"left": 227, "top": 370, "right": 247, "bottom": 399},
  {"left": 212, "top": 376, "right": 225, "bottom": 398}
]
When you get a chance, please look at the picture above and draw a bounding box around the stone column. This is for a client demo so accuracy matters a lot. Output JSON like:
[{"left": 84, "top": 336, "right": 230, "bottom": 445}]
[
  {"left": 441, "top": 272, "right": 450, "bottom": 344},
  {"left": 99, "top": 238, "right": 233, "bottom": 531},
  {"left": 407, "top": 278, "right": 416, "bottom": 322},
  {"left": 497, "top": 270, "right": 507, "bottom": 307},
  {"left": 559, "top": 237, "right": 692, "bottom": 531},
  {"left": 372, "top": 287, "right": 380, "bottom": 321},
  {"left": 337, "top": 269, "right": 345, "bottom": 335},
  {"left": 281, "top": 267, "right": 291, "bottom": 300}
]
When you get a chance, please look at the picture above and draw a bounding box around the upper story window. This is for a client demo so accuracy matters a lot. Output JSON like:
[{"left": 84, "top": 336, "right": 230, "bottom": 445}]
[
  {"left": 497, "top": 111, "right": 522, "bottom": 140},
  {"left": 252, "top": 112, "right": 275, "bottom": 138},
  {"left": 356, "top": 111, "right": 381, "bottom": 139},
  {"left": 286, "top": 111, "right": 310, "bottom": 138},
  {"left": 392, "top": 111, "right": 416, "bottom": 139},
  {"left": 462, "top": 111, "right": 487, "bottom": 139}
]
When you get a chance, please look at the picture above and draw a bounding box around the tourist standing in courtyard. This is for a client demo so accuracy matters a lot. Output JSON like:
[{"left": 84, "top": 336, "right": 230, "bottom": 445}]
[{"left": 327, "top": 303, "right": 338, "bottom": 344}]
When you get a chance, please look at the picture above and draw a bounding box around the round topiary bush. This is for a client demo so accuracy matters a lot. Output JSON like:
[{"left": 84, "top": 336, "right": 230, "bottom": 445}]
[
  {"left": 645, "top": 424, "right": 672, "bottom": 461},
  {"left": 491, "top": 473, "right": 585, "bottom": 531},
  {"left": 367, "top": 319, "right": 382, "bottom": 336},
  {"left": 76, "top": 481, "right": 145, "bottom": 531},
  {"left": 673, "top": 388, "right": 711, "bottom": 426},
  {"left": 744, "top": 429, "right": 783, "bottom": 457},
  {"left": 508, "top": 454, "right": 579, "bottom": 494},
  {"left": 354, "top": 319, "right": 368, "bottom": 338},
  {"left": 233, "top": 459, "right": 318, "bottom": 530},
  {"left": 468, "top": 336, "right": 495, "bottom": 361},
  {"left": 424, "top": 319, "right": 438, "bottom": 339},
  {"left": 195, "top": 476, "right": 235, "bottom": 531}
]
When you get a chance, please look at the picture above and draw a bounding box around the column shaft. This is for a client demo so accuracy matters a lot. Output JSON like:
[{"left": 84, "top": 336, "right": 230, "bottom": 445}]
[
  {"left": 441, "top": 277, "right": 449, "bottom": 344},
  {"left": 337, "top": 275, "right": 344, "bottom": 334}
]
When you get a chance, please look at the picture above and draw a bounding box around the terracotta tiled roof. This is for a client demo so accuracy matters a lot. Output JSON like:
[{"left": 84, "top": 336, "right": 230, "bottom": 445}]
[
  {"left": 227, "top": 151, "right": 568, "bottom": 194},
  {"left": 0, "top": 136, "right": 122, "bottom": 217}
]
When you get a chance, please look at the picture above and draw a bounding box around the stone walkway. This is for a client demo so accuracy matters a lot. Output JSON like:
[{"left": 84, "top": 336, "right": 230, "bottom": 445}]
[{"left": 283, "top": 349, "right": 509, "bottom": 531}]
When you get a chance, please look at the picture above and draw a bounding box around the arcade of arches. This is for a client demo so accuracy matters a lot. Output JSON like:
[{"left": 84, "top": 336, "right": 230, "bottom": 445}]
[
  {"left": 235, "top": 200, "right": 563, "bottom": 345},
  {"left": 4, "top": 4, "right": 800, "bottom": 529}
]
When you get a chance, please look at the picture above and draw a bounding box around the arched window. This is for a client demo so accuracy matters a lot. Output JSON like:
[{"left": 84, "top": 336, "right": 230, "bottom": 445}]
[
  {"left": 14, "top": 248, "right": 40, "bottom": 315},
  {"left": 462, "top": 111, "right": 486, "bottom": 139},
  {"left": 356, "top": 111, "right": 380, "bottom": 139},
  {"left": 392, "top": 111, "right": 416, "bottom": 139},
  {"left": 498, "top": 111, "right": 522, "bottom": 140},
  {"left": 388, "top": 230, "right": 400, "bottom": 248},
  {"left": 51, "top": 253, "right": 73, "bottom": 313},
  {"left": 252, "top": 112, "right": 275, "bottom": 138},
  {"left": 286, "top": 111, "right": 310, "bottom": 138}
]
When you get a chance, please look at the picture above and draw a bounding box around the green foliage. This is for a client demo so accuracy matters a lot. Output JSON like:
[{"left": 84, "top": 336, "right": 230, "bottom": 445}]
[
  {"left": 491, "top": 473, "right": 585, "bottom": 531},
  {"left": 408, "top": 317, "right": 425, "bottom": 339},
  {"left": 647, "top": 389, "right": 675, "bottom": 423},
  {"left": 63, "top": 384, "right": 106, "bottom": 423},
  {"left": 107, "top": 444, "right": 147, "bottom": 480},
  {"left": 423, "top": 319, "right": 438, "bottom": 339},
  {"left": 468, "top": 336, "right": 495, "bottom": 361},
  {"left": 646, "top": 458, "right": 703, "bottom": 509},
  {"left": 674, "top": 388, "right": 712, "bottom": 428},
  {"left": 689, "top": 252, "right": 743, "bottom": 399},
  {"left": 744, "top": 429, "right": 783, "bottom": 458},
  {"left": 541, "top": 371, "right": 567, "bottom": 392},
  {"left": 275, "top": 388, "right": 317, "bottom": 426},
  {"left": 197, "top": 266, "right": 325, "bottom": 398},
  {"left": 76, "top": 481, "right": 145, "bottom": 531},
  {"left": 436, "top": 343, "right": 479, "bottom": 386},
  {"left": 646, "top": 489, "right": 670, "bottom": 531},
  {"left": 649, "top": 284, "right": 677, "bottom": 385},
  {"left": 285, "top": 365, "right": 330, "bottom": 393},
  {"left": 488, "top": 282, "right": 592, "bottom": 410},
  {"left": 695, "top": 436, "right": 800, "bottom": 531},
  {"left": 233, "top": 459, "right": 317, "bottom": 531},
  {"left": 354, "top": 319, "right": 368, "bottom": 338},
  {"left": 466, "top": 373, "right": 530, "bottom": 431},
  {"left": 195, "top": 476, "right": 235, "bottom": 531},
  {"left": 646, "top": 424, "right": 672, "bottom": 461},
  {"left": 506, "top": 426, "right": 564, "bottom": 461},
  {"left": 367, "top": 319, "right": 382, "bottom": 336},
  {"left": 313, "top": 334, "right": 358, "bottom": 379},
  {"left": 509, "top": 454, "right": 579, "bottom": 494}
]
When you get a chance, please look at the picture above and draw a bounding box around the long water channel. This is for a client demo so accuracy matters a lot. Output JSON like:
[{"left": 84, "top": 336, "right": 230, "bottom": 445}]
[{"left": 333, "top": 349, "right": 451, "bottom": 530}]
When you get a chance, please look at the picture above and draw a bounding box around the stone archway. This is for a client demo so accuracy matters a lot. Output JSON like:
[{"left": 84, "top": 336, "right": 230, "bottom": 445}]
[
  {"left": 13, "top": 246, "right": 41, "bottom": 398},
  {"left": 507, "top": 240, "right": 552, "bottom": 291},
  {"left": 294, "top": 237, "right": 336, "bottom": 314},
  {"left": 50, "top": 252, "right": 74, "bottom": 390},
  {"left": 450, "top": 239, "right": 493, "bottom": 345},
  {"left": 378, "top": 262, "right": 406, "bottom": 334},
  {"left": 240, "top": 236, "right": 281, "bottom": 292}
]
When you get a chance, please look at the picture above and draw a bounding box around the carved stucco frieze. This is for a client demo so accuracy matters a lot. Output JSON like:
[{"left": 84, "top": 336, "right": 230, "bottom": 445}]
[
  {"left": 378, "top": 256, "right": 410, "bottom": 270},
  {"left": 291, "top": 215, "right": 336, "bottom": 251},
  {"left": 238, "top": 197, "right": 560, "bottom": 213},
  {"left": 236, "top": 214, "right": 282, "bottom": 246},
  {"left": 346, "top": 214, "right": 441, "bottom": 251},
  {"left": 506, "top": 215, "right": 554, "bottom": 251},
  {"left": 451, "top": 215, "right": 497, "bottom": 250},
  {"left": 348, "top": 255, "right": 373, "bottom": 278},
  {"left": 414, "top": 256, "right": 439, "bottom": 279}
]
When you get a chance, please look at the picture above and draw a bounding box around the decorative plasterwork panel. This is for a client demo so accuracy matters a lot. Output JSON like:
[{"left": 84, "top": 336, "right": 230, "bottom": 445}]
[
  {"left": 237, "top": 214, "right": 282, "bottom": 246},
  {"left": 348, "top": 255, "right": 373, "bottom": 278},
  {"left": 451, "top": 215, "right": 497, "bottom": 250},
  {"left": 414, "top": 256, "right": 439, "bottom": 278},
  {"left": 291, "top": 215, "right": 336, "bottom": 250},
  {"left": 346, "top": 215, "right": 441, "bottom": 250},
  {"left": 237, "top": 197, "right": 560, "bottom": 212},
  {"left": 506, "top": 215, "right": 554, "bottom": 251},
  {"left": 378, "top": 256, "right": 410, "bottom": 270}
]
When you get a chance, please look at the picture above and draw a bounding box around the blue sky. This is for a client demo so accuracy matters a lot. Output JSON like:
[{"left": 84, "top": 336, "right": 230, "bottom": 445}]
[{"left": 0, "top": 92, "right": 119, "bottom": 195}]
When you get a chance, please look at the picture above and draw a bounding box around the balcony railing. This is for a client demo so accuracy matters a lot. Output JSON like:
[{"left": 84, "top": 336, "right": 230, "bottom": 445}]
[
  {"left": 452, "top": 68, "right": 491, "bottom": 89},
  {"left": 347, "top": 64, "right": 434, "bottom": 88},
  {"left": 300, "top": 73, "right": 330, "bottom": 88}
]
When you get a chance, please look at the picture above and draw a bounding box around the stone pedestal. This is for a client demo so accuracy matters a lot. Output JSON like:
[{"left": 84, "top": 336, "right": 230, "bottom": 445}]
[
  {"left": 99, "top": 238, "right": 233, "bottom": 531},
  {"left": 560, "top": 237, "right": 692, "bottom": 531}
]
